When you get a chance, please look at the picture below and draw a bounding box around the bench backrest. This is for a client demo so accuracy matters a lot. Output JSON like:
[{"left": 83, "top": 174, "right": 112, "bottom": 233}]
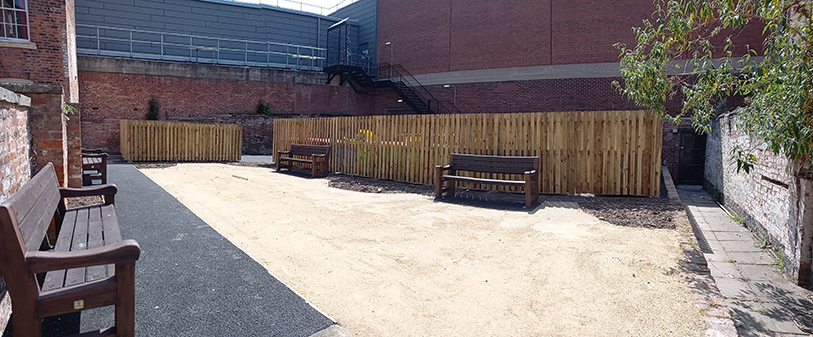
[
  {"left": 289, "top": 144, "right": 330, "bottom": 157},
  {"left": 449, "top": 154, "right": 539, "bottom": 174},
  {"left": 0, "top": 163, "right": 61, "bottom": 297}
]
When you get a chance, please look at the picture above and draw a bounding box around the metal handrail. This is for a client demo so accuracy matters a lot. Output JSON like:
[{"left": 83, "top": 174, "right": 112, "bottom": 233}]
[
  {"left": 378, "top": 63, "right": 461, "bottom": 114},
  {"left": 76, "top": 24, "right": 326, "bottom": 70}
]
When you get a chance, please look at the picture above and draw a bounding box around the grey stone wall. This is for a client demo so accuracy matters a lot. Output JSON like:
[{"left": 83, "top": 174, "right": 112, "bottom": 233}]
[{"left": 705, "top": 111, "right": 812, "bottom": 285}]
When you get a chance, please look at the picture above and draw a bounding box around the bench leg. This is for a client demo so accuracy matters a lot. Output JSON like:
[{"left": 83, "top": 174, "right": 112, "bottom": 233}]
[
  {"left": 115, "top": 262, "right": 136, "bottom": 337},
  {"left": 434, "top": 167, "right": 443, "bottom": 198},
  {"left": 11, "top": 304, "right": 40, "bottom": 337},
  {"left": 311, "top": 161, "right": 317, "bottom": 178},
  {"left": 524, "top": 174, "right": 539, "bottom": 208}
]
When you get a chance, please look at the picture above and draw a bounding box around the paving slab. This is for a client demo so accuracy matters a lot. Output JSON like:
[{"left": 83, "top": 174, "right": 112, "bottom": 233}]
[
  {"left": 678, "top": 185, "right": 813, "bottom": 337},
  {"left": 714, "top": 231, "right": 755, "bottom": 241},
  {"left": 726, "top": 252, "right": 777, "bottom": 265},
  {"left": 708, "top": 261, "right": 742, "bottom": 279},
  {"left": 719, "top": 240, "right": 763, "bottom": 253}
]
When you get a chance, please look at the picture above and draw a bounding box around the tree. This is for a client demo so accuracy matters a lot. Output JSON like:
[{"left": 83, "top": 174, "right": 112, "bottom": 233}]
[{"left": 614, "top": 0, "right": 813, "bottom": 173}]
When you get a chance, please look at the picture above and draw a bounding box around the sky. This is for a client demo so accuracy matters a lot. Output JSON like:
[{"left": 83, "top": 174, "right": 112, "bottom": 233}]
[{"left": 235, "top": 0, "right": 352, "bottom": 15}]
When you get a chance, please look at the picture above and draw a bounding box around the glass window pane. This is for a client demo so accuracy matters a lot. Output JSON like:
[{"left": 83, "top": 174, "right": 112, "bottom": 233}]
[
  {"left": 1, "top": 0, "right": 13, "bottom": 9},
  {"left": 14, "top": 0, "right": 24, "bottom": 10}
]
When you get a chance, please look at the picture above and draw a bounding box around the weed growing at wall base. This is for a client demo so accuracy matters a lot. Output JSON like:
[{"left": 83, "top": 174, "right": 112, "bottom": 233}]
[
  {"left": 257, "top": 100, "right": 272, "bottom": 116},
  {"left": 147, "top": 97, "right": 160, "bottom": 120}
]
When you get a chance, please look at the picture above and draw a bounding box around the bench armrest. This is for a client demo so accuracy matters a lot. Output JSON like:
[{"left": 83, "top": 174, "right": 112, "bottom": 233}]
[
  {"left": 26, "top": 240, "right": 141, "bottom": 274},
  {"left": 524, "top": 170, "right": 537, "bottom": 176},
  {"left": 278, "top": 151, "right": 291, "bottom": 155},
  {"left": 436, "top": 165, "right": 451, "bottom": 172},
  {"left": 60, "top": 184, "right": 118, "bottom": 205}
]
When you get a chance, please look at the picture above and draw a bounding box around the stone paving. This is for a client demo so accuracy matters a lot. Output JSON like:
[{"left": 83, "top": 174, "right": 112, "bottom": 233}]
[{"left": 679, "top": 185, "right": 813, "bottom": 337}]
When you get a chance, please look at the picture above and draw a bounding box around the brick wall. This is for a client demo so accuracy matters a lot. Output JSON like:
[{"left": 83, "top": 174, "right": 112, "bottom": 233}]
[
  {"left": 705, "top": 112, "right": 813, "bottom": 285},
  {"left": 66, "top": 103, "right": 82, "bottom": 187},
  {"left": 0, "top": 0, "right": 78, "bottom": 102},
  {"left": 4, "top": 84, "right": 70, "bottom": 187},
  {"left": 170, "top": 114, "right": 275, "bottom": 155},
  {"left": 0, "top": 86, "right": 32, "bottom": 333},
  {"left": 377, "top": 0, "right": 763, "bottom": 75},
  {"left": 78, "top": 57, "right": 404, "bottom": 153}
]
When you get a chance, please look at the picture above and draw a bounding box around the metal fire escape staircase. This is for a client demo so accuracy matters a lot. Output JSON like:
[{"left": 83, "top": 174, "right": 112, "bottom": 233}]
[
  {"left": 324, "top": 19, "right": 457, "bottom": 114},
  {"left": 325, "top": 62, "right": 457, "bottom": 115}
]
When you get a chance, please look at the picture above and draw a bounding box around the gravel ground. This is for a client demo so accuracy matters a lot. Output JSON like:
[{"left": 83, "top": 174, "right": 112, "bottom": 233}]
[{"left": 327, "top": 174, "right": 682, "bottom": 229}]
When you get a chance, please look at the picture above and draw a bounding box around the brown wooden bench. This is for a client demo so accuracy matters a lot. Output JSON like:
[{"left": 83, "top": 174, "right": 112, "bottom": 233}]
[
  {"left": 0, "top": 163, "right": 141, "bottom": 337},
  {"left": 276, "top": 144, "right": 331, "bottom": 177},
  {"left": 435, "top": 154, "right": 540, "bottom": 208},
  {"left": 82, "top": 148, "right": 108, "bottom": 186}
]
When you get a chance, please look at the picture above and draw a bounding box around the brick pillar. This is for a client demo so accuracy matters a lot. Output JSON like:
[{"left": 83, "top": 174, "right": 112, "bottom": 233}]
[
  {"left": 66, "top": 103, "right": 82, "bottom": 187},
  {"left": 3, "top": 84, "right": 69, "bottom": 186}
]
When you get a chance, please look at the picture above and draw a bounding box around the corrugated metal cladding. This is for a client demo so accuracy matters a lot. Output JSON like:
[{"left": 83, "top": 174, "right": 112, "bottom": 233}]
[
  {"left": 75, "top": 0, "right": 341, "bottom": 48},
  {"left": 75, "top": 0, "right": 380, "bottom": 65},
  {"left": 329, "top": 0, "right": 378, "bottom": 65}
]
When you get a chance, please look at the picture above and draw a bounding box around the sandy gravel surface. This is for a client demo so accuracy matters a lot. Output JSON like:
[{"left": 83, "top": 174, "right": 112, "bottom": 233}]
[{"left": 140, "top": 163, "right": 705, "bottom": 337}]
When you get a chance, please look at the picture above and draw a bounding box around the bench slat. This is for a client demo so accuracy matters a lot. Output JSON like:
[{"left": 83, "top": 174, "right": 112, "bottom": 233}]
[
  {"left": 18, "top": 174, "right": 60, "bottom": 252},
  {"left": 86, "top": 206, "right": 108, "bottom": 282},
  {"left": 279, "top": 157, "right": 316, "bottom": 163},
  {"left": 450, "top": 154, "right": 538, "bottom": 174},
  {"left": 65, "top": 208, "right": 90, "bottom": 287},
  {"left": 442, "top": 175, "right": 527, "bottom": 186},
  {"left": 42, "top": 207, "right": 79, "bottom": 291},
  {"left": 101, "top": 206, "right": 122, "bottom": 277}
]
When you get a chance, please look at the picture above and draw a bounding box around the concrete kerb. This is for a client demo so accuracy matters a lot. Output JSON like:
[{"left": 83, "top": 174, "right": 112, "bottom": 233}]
[{"left": 663, "top": 168, "right": 739, "bottom": 337}]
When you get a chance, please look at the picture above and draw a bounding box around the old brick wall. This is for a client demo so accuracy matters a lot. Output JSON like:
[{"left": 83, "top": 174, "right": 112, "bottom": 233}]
[
  {"left": 0, "top": 86, "right": 32, "bottom": 333},
  {"left": 78, "top": 57, "right": 403, "bottom": 153},
  {"left": 170, "top": 114, "right": 275, "bottom": 155},
  {"left": 0, "top": 0, "right": 79, "bottom": 102},
  {"left": 66, "top": 103, "right": 82, "bottom": 187},
  {"left": 4, "top": 84, "right": 70, "bottom": 186},
  {"left": 706, "top": 112, "right": 812, "bottom": 285}
]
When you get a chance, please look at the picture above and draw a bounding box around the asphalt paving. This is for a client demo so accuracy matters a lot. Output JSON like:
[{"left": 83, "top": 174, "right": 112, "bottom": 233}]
[{"left": 15, "top": 163, "right": 335, "bottom": 336}]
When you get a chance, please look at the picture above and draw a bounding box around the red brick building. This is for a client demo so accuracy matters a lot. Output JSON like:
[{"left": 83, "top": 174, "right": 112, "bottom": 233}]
[
  {"left": 1, "top": 0, "right": 83, "bottom": 189},
  {"left": 373, "top": 0, "right": 764, "bottom": 184}
]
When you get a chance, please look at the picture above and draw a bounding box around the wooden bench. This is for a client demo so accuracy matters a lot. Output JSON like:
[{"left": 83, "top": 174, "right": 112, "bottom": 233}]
[
  {"left": 82, "top": 148, "right": 108, "bottom": 186},
  {"left": 435, "top": 154, "right": 540, "bottom": 208},
  {"left": 0, "top": 163, "right": 141, "bottom": 337},
  {"left": 276, "top": 144, "right": 331, "bottom": 177}
]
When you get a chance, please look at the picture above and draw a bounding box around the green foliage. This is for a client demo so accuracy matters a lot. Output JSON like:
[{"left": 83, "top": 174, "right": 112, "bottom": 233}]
[
  {"left": 710, "top": 185, "right": 721, "bottom": 202},
  {"left": 615, "top": 0, "right": 813, "bottom": 173},
  {"left": 147, "top": 97, "right": 160, "bottom": 120},
  {"left": 62, "top": 103, "right": 77, "bottom": 121},
  {"left": 728, "top": 212, "right": 746, "bottom": 225},
  {"left": 257, "top": 100, "right": 272, "bottom": 116}
]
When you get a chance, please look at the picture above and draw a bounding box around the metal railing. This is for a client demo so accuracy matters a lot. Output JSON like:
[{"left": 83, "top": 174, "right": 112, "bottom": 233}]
[
  {"left": 378, "top": 63, "right": 461, "bottom": 114},
  {"left": 76, "top": 24, "right": 326, "bottom": 71},
  {"left": 218, "top": 0, "right": 360, "bottom": 16}
]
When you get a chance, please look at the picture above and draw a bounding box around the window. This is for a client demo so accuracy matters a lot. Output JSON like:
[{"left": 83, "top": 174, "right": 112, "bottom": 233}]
[{"left": 1, "top": 0, "right": 28, "bottom": 40}]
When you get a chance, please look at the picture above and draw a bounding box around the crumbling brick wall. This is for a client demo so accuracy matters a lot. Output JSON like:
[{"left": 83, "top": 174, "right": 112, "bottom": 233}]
[
  {"left": 0, "top": 86, "right": 32, "bottom": 333},
  {"left": 706, "top": 112, "right": 813, "bottom": 285}
]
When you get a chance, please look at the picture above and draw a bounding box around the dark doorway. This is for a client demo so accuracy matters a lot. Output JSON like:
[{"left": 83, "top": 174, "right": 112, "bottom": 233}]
[{"left": 678, "top": 131, "right": 707, "bottom": 185}]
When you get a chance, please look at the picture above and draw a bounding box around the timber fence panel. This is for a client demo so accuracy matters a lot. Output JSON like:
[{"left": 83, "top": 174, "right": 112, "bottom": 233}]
[
  {"left": 273, "top": 111, "right": 662, "bottom": 196},
  {"left": 119, "top": 120, "right": 242, "bottom": 162}
]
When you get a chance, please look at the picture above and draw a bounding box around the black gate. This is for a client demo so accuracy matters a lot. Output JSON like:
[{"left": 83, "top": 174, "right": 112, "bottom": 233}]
[{"left": 678, "top": 131, "right": 707, "bottom": 185}]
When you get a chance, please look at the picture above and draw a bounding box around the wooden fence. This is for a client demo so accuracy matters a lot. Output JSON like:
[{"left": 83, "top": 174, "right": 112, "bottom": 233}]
[
  {"left": 273, "top": 111, "right": 663, "bottom": 196},
  {"left": 120, "top": 120, "right": 242, "bottom": 162}
]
